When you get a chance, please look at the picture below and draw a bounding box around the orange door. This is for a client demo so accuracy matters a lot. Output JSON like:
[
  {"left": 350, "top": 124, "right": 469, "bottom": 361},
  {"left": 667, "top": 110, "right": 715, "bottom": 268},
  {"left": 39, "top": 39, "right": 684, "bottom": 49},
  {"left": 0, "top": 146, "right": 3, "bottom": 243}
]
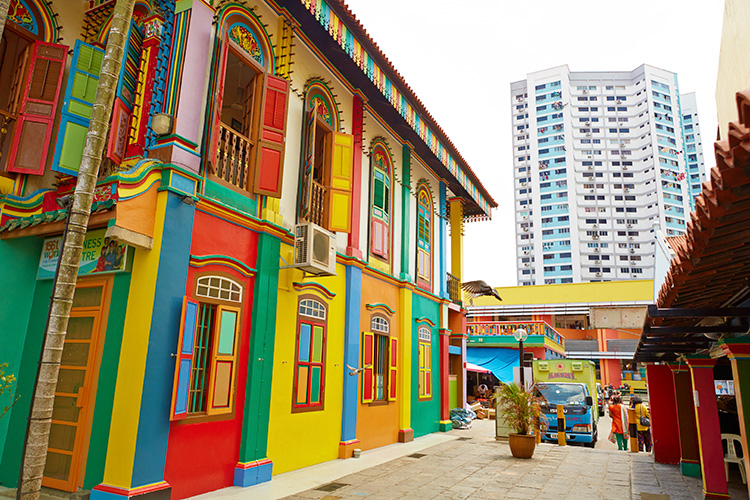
[{"left": 43, "top": 281, "right": 108, "bottom": 491}]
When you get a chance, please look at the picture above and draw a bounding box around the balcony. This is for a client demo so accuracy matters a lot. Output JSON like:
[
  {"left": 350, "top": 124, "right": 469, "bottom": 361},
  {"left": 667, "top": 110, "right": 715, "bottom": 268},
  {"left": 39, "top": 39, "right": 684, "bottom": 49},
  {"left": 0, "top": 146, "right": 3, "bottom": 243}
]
[
  {"left": 466, "top": 320, "right": 565, "bottom": 348},
  {"left": 446, "top": 272, "right": 461, "bottom": 305},
  {"left": 211, "top": 123, "right": 254, "bottom": 191}
]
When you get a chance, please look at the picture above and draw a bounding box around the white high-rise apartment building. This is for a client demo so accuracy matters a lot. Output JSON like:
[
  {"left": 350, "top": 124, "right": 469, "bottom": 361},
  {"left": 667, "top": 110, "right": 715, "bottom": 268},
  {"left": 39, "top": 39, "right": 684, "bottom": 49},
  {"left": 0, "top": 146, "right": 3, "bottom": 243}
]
[{"left": 511, "top": 65, "right": 707, "bottom": 286}]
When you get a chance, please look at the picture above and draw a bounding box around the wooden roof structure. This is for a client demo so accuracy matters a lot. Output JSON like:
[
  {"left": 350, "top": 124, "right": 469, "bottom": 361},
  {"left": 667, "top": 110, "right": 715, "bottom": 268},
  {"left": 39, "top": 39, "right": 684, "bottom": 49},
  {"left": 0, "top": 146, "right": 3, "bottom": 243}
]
[{"left": 634, "top": 90, "right": 750, "bottom": 362}]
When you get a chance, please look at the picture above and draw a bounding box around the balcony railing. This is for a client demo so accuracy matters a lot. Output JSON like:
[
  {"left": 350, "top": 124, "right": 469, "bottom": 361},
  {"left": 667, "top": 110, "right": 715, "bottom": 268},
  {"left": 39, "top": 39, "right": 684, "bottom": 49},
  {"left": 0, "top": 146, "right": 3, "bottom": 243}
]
[
  {"left": 466, "top": 320, "right": 565, "bottom": 347},
  {"left": 446, "top": 272, "right": 461, "bottom": 305},
  {"left": 212, "top": 123, "right": 253, "bottom": 190}
]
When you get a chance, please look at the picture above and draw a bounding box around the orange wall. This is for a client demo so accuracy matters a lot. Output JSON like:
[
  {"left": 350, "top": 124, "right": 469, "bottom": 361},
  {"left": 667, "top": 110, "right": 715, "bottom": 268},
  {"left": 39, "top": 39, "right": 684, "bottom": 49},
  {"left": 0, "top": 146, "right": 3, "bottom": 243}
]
[{"left": 356, "top": 273, "right": 400, "bottom": 451}]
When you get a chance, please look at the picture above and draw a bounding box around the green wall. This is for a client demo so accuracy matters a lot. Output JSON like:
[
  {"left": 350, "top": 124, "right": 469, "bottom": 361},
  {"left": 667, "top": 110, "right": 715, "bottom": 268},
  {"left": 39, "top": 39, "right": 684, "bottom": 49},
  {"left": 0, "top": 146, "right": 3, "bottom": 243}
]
[
  {"left": 83, "top": 273, "right": 131, "bottom": 488},
  {"left": 0, "top": 252, "right": 131, "bottom": 489},
  {"left": 0, "top": 237, "right": 43, "bottom": 471},
  {"left": 410, "top": 294, "right": 440, "bottom": 438}
]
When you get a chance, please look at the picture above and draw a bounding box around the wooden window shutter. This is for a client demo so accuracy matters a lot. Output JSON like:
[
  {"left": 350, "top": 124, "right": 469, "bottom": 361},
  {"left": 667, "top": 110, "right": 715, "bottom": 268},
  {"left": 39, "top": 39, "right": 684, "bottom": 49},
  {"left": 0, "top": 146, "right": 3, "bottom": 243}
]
[
  {"left": 207, "top": 306, "right": 240, "bottom": 415},
  {"left": 7, "top": 41, "right": 67, "bottom": 175},
  {"left": 361, "top": 331, "right": 374, "bottom": 403},
  {"left": 208, "top": 41, "right": 230, "bottom": 172},
  {"left": 253, "top": 74, "right": 290, "bottom": 197},
  {"left": 326, "top": 131, "right": 354, "bottom": 232},
  {"left": 425, "top": 343, "right": 432, "bottom": 397},
  {"left": 388, "top": 337, "right": 398, "bottom": 401},
  {"left": 371, "top": 219, "right": 389, "bottom": 260},
  {"left": 115, "top": 21, "right": 144, "bottom": 111},
  {"left": 298, "top": 102, "right": 318, "bottom": 221},
  {"left": 51, "top": 40, "right": 104, "bottom": 176},
  {"left": 170, "top": 298, "right": 199, "bottom": 421}
]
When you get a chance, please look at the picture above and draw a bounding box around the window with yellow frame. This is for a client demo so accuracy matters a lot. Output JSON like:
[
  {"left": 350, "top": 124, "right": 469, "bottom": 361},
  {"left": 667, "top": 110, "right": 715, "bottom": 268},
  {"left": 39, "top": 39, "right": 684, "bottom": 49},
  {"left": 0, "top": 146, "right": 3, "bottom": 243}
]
[{"left": 418, "top": 326, "right": 432, "bottom": 399}]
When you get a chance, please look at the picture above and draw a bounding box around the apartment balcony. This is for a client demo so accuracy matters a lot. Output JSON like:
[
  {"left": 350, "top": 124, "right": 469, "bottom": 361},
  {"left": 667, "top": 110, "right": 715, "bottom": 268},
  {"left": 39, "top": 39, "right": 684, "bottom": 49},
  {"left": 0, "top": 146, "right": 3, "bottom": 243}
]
[{"left": 466, "top": 320, "right": 565, "bottom": 349}]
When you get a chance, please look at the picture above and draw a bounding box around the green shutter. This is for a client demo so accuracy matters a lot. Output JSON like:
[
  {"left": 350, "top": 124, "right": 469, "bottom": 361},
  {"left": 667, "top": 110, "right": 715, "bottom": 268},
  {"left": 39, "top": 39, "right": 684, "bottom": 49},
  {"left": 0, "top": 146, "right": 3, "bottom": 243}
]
[{"left": 51, "top": 40, "right": 105, "bottom": 175}]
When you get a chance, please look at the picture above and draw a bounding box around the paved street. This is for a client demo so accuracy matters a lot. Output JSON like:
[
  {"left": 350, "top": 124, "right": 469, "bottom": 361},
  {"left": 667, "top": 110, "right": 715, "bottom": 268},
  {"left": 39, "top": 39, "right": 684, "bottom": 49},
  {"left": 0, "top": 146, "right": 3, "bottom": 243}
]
[{"left": 194, "top": 419, "right": 748, "bottom": 500}]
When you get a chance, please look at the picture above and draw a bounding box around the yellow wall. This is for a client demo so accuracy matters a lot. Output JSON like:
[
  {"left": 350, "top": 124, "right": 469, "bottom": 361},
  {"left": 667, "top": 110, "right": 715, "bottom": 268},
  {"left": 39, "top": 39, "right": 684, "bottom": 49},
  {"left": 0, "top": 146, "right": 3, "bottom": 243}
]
[
  {"left": 266, "top": 244, "right": 346, "bottom": 475},
  {"left": 716, "top": 0, "right": 750, "bottom": 138},
  {"left": 473, "top": 279, "right": 653, "bottom": 306}
]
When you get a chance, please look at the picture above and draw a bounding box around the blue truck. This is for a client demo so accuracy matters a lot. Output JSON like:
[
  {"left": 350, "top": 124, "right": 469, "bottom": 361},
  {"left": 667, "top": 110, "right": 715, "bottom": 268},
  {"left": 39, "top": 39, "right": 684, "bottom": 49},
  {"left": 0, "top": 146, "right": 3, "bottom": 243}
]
[{"left": 533, "top": 359, "right": 599, "bottom": 447}]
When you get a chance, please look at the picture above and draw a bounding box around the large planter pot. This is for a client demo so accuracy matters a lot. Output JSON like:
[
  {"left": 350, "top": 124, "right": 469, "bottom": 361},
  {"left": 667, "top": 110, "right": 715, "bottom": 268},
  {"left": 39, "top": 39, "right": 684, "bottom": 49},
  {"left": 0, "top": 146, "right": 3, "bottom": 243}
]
[{"left": 508, "top": 432, "right": 536, "bottom": 459}]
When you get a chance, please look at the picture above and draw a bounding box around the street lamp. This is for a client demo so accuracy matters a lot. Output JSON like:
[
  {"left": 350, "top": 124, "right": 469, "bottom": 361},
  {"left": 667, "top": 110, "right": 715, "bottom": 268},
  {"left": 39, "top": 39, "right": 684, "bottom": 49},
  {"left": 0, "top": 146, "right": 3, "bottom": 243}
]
[{"left": 514, "top": 328, "right": 528, "bottom": 389}]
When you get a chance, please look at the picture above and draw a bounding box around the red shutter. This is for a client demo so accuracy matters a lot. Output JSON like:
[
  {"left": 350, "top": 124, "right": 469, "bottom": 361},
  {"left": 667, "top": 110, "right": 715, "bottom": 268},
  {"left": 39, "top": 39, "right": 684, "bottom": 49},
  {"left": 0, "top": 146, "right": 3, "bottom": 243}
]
[
  {"left": 170, "top": 298, "right": 199, "bottom": 421},
  {"left": 362, "top": 331, "right": 374, "bottom": 403},
  {"left": 8, "top": 41, "right": 67, "bottom": 175},
  {"left": 388, "top": 337, "right": 398, "bottom": 401},
  {"left": 208, "top": 42, "right": 229, "bottom": 173},
  {"left": 254, "top": 74, "right": 290, "bottom": 197}
]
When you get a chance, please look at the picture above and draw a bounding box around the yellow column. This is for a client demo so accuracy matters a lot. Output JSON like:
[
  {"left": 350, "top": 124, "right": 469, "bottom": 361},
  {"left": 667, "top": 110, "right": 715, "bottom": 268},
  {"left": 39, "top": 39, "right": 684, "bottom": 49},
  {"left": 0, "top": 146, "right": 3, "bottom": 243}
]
[
  {"left": 449, "top": 198, "right": 464, "bottom": 283},
  {"left": 398, "top": 285, "right": 413, "bottom": 442},
  {"left": 261, "top": 195, "right": 283, "bottom": 226}
]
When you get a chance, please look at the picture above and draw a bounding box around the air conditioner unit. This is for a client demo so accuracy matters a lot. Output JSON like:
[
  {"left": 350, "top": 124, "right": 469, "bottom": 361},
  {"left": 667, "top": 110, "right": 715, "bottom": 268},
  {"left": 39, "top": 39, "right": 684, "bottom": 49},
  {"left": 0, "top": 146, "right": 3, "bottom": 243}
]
[
  {"left": 294, "top": 222, "right": 337, "bottom": 276},
  {"left": 628, "top": 236, "right": 634, "bottom": 240},
  {"left": 629, "top": 248, "right": 635, "bottom": 254},
  {"left": 593, "top": 224, "right": 598, "bottom": 228},
  {"left": 523, "top": 215, "right": 528, "bottom": 220},
  {"left": 627, "top": 224, "right": 633, "bottom": 228},
  {"left": 593, "top": 235, "right": 599, "bottom": 240},
  {"left": 583, "top": 89, "right": 588, "bottom": 94},
  {"left": 594, "top": 247, "right": 600, "bottom": 253},
  {"left": 595, "top": 272, "right": 602, "bottom": 277},
  {"left": 588, "top": 165, "right": 594, "bottom": 170},
  {"left": 523, "top": 227, "right": 529, "bottom": 232},
  {"left": 521, "top": 182, "right": 527, "bottom": 186},
  {"left": 624, "top": 188, "right": 630, "bottom": 193},
  {"left": 586, "top": 132, "right": 592, "bottom": 137},
  {"left": 524, "top": 251, "right": 529, "bottom": 255},
  {"left": 595, "top": 260, "right": 601, "bottom": 265},
  {"left": 585, "top": 122, "right": 591, "bottom": 126},
  {"left": 587, "top": 155, "right": 593, "bottom": 159},
  {"left": 616, "top": 100, "right": 622, "bottom": 105},
  {"left": 524, "top": 263, "right": 530, "bottom": 267},
  {"left": 623, "top": 166, "right": 628, "bottom": 170},
  {"left": 631, "top": 274, "right": 638, "bottom": 278},
  {"left": 517, "top": 98, "right": 523, "bottom": 102},
  {"left": 589, "top": 189, "right": 595, "bottom": 193}
]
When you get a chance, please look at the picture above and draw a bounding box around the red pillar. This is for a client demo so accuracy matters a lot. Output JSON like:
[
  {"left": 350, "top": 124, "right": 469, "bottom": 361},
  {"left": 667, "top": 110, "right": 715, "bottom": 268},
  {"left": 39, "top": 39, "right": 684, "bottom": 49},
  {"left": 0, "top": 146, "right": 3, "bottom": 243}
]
[
  {"left": 646, "top": 364, "right": 680, "bottom": 464},
  {"left": 438, "top": 328, "right": 451, "bottom": 431},
  {"left": 346, "top": 93, "right": 364, "bottom": 259},
  {"left": 671, "top": 364, "right": 701, "bottom": 477},
  {"left": 687, "top": 357, "right": 729, "bottom": 499},
  {"left": 601, "top": 359, "right": 622, "bottom": 387}
]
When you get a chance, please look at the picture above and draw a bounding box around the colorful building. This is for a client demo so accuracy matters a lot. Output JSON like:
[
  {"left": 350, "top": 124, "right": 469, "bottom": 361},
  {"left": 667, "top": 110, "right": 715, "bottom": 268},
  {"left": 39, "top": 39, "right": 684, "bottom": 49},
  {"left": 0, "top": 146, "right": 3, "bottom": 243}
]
[
  {"left": 0, "top": 1, "right": 496, "bottom": 499},
  {"left": 468, "top": 280, "right": 652, "bottom": 388}
]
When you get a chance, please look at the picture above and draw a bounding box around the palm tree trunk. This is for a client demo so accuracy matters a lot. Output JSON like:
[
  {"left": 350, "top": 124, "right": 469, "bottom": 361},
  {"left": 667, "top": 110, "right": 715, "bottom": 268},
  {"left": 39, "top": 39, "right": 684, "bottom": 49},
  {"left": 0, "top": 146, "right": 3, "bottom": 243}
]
[
  {"left": 17, "top": 1, "right": 135, "bottom": 499},
  {"left": 0, "top": 0, "right": 11, "bottom": 43}
]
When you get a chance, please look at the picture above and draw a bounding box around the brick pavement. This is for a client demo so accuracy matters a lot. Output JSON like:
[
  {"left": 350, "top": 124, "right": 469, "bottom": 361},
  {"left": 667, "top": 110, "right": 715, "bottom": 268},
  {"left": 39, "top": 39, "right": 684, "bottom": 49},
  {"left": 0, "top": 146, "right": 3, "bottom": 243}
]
[{"left": 279, "top": 427, "right": 746, "bottom": 500}]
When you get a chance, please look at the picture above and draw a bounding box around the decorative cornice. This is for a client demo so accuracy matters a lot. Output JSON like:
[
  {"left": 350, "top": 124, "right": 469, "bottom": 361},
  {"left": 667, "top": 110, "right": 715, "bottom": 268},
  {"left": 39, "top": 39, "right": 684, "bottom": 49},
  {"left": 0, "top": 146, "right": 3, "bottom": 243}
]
[
  {"left": 293, "top": 281, "right": 336, "bottom": 299},
  {"left": 366, "top": 303, "right": 395, "bottom": 316},
  {"left": 189, "top": 254, "right": 256, "bottom": 277}
]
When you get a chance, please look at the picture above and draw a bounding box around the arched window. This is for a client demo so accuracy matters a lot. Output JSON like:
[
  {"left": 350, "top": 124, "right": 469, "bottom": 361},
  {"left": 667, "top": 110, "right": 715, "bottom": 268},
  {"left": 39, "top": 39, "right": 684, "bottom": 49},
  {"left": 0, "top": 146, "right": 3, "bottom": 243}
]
[
  {"left": 362, "top": 312, "right": 397, "bottom": 404},
  {"left": 293, "top": 296, "right": 328, "bottom": 411},
  {"left": 207, "top": 8, "right": 290, "bottom": 198},
  {"left": 370, "top": 143, "right": 393, "bottom": 261},
  {"left": 170, "top": 274, "right": 244, "bottom": 420},
  {"left": 416, "top": 185, "right": 433, "bottom": 287},
  {"left": 417, "top": 325, "right": 432, "bottom": 399}
]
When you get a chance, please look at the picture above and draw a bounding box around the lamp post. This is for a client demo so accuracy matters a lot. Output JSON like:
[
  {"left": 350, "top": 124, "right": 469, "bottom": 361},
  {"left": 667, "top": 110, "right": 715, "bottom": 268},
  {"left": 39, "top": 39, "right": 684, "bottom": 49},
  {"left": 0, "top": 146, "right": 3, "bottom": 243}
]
[{"left": 514, "top": 328, "right": 528, "bottom": 389}]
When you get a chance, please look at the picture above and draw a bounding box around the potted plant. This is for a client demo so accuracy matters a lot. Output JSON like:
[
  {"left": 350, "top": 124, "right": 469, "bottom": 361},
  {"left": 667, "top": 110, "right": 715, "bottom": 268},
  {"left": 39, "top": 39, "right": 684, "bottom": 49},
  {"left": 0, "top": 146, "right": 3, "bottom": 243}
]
[{"left": 493, "top": 382, "right": 546, "bottom": 459}]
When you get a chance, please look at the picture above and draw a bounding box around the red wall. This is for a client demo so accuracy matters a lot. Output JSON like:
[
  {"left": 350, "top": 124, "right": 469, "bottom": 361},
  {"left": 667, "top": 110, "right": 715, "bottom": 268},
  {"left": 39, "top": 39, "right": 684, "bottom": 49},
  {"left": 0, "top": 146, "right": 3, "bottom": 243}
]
[
  {"left": 163, "top": 211, "right": 258, "bottom": 498},
  {"left": 646, "top": 364, "right": 681, "bottom": 464}
]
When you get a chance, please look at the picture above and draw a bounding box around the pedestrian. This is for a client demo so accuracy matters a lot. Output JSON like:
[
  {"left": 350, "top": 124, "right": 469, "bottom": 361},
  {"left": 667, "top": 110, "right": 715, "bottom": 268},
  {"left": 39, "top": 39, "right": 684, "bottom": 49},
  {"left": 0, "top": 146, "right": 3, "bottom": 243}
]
[
  {"left": 608, "top": 395, "right": 628, "bottom": 450},
  {"left": 631, "top": 396, "right": 652, "bottom": 452}
]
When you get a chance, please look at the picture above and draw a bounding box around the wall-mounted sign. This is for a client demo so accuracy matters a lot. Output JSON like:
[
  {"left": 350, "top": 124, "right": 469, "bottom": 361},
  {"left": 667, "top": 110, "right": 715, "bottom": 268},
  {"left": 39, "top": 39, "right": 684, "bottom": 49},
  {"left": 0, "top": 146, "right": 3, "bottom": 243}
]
[
  {"left": 715, "top": 380, "right": 735, "bottom": 396},
  {"left": 38, "top": 228, "right": 130, "bottom": 279}
]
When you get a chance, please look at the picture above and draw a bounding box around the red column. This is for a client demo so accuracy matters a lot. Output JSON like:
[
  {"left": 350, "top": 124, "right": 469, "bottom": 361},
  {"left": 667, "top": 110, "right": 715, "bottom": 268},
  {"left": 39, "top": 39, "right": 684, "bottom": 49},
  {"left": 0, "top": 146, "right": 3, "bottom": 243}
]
[
  {"left": 439, "top": 328, "right": 450, "bottom": 430},
  {"left": 687, "top": 357, "right": 729, "bottom": 499},
  {"left": 646, "top": 364, "right": 680, "bottom": 464},
  {"left": 346, "top": 93, "right": 364, "bottom": 259},
  {"left": 126, "top": 15, "right": 163, "bottom": 158},
  {"left": 671, "top": 364, "right": 701, "bottom": 477}
]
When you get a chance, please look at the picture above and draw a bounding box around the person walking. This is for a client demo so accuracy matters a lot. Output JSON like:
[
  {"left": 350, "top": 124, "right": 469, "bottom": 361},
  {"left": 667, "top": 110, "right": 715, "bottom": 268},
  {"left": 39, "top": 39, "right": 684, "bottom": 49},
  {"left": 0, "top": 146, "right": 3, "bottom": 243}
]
[
  {"left": 631, "top": 396, "right": 652, "bottom": 452},
  {"left": 608, "top": 395, "right": 628, "bottom": 450}
]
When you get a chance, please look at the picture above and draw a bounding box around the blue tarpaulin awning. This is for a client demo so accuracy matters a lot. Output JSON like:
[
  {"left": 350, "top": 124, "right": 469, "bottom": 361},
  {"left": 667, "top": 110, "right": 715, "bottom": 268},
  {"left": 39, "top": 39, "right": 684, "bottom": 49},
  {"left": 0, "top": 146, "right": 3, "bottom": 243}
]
[{"left": 466, "top": 347, "right": 519, "bottom": 383}]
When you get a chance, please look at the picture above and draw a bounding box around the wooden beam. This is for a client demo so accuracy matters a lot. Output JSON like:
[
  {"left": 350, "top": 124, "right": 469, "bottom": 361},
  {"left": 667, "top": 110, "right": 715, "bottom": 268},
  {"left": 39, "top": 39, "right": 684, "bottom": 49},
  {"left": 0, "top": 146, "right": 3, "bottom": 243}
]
[{"left": 647, "top": 305, "right": 750, "bottom": 318}]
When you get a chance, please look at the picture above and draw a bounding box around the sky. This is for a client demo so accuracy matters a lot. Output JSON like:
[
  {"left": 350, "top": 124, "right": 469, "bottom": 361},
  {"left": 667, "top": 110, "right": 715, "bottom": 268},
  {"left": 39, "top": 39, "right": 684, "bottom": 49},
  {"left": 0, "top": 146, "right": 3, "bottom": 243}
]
[{"left": 343, "top": 0, "right": 725, "bottom": 288}]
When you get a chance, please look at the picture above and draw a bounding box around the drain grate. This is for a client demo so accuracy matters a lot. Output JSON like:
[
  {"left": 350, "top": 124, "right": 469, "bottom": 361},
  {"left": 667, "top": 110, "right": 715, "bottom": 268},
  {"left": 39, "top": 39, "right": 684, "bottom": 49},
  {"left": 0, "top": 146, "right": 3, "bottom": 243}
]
[
  {"left": 456, "top": 437, "right": 471, "bottom": 441},
  {"left": 314, "top": 482, "right": 349, "bottom": 492},
  {"left": 407, "top": 453, "right": 427, "bottom": 459}
]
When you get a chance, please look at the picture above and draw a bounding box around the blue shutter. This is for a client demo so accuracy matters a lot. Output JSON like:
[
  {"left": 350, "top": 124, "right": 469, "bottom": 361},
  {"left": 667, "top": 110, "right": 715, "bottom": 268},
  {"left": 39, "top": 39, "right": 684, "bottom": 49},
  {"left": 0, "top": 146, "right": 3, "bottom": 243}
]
[{"left": 170, "top": 297, "right": 198, "bottom": 420}]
